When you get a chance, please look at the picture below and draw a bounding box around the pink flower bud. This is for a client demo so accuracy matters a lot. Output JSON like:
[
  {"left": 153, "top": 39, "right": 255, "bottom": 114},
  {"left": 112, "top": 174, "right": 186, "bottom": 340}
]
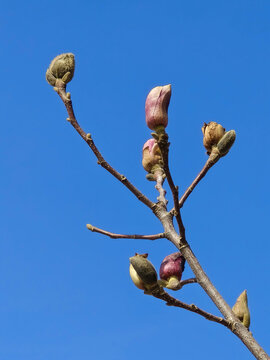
[
  {"left": 145, "top": 85, "right": 171, "bottom": 131},
  {"left": 159, "top": 252, "right": 185, "bottom": 282},
  {"left": 142, "top": 138, "right": 162, "bottom": 173}
]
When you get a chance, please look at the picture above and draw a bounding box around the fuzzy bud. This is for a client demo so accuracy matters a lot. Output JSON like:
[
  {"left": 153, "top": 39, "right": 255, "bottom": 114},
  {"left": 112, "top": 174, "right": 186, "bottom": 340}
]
[
  {"left": 202, "top": 122, "right": 226, "bottom": 155},
  {"left": 46, "top": 53, "right": 75, "bottom": 86},
  {"left": 232, "top": 290, "right": 250, "bottom": 329},
  {"left": 145, "top": 85, "right": 171, "bottom": 131},
  {"left": 217, "top": 130, "right": 236, "bottom": 156},
  {"left": 159, "top": 252, "right": 185, "bottom": 290},
  {"left": 142, "top": 139, "right": 162, "bottom": 173},
  {"left": 129, "top": 253, "right": 158, "bottom": 290}
]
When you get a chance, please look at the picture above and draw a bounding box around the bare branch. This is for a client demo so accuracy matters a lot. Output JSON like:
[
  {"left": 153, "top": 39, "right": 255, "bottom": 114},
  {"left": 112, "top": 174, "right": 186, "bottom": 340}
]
[
  {"left": 157, "top": 131, "right": 187, "bottom": 242},
  {"left": 178, "top": 153, "right": 219, "bottom": 209},
  {"left": 178, "top": 277, "right": 197, "bottom": 289},
  {"left": 150, "top": 286, "right": 230, "bottom": 328},
  {"left": 54, "top": 80, "right": 155, "bottom": 211},
  {"left": 86, "top": 224, "right": 165, "bottom": 240}
]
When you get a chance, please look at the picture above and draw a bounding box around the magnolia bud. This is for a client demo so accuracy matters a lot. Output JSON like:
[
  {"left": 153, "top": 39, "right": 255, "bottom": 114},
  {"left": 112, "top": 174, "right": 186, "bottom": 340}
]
[
  {"left": 202, "top": 122, "right": 225, "bottom": 155},
  {"left": 159, "top": 252, "right": 185, "bottom": 290},
  {"left": 145, "top": 85, "right": 171, "bottom": 131},
  {"left": 142, "top": 139, "right": 163, "bottom": 173},
  {"left": 46, "top": 53, "right": 75, "bottom": 86},
  {"left": 232, "top": 290, "right": 250, "bottom": 329},
  {"left": 217, "top": 130, "right": 236, "bottom": 156},
  {"left": 129, "top": 253, "right": 158, "bottom": 290}
]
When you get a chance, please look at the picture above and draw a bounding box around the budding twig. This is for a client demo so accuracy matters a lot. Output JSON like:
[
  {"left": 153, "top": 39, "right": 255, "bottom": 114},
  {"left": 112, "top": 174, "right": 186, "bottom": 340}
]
[
  {"left": 157, "top": 131, "right": 186, "bottom": 240},
  {"left": 54, "top": 80, "right": 155, "bottom": 211},
  {"left": 86, "top": 224, "right": 165, "bottom": 240},
  {"left": 150, "top": 287, "right": 230, "bottom": 328}
]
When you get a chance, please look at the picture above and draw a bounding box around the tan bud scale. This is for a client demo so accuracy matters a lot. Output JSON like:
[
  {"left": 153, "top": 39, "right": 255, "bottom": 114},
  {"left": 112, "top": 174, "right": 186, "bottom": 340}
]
[{"left": 232, "top": 290, "right": 250, "bottom": 329}]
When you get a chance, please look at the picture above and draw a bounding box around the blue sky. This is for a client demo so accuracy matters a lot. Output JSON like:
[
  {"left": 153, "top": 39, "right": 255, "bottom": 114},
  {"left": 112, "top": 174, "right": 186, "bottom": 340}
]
[{"left": 1, "top": 1, "right": 270, "bottom": 359}]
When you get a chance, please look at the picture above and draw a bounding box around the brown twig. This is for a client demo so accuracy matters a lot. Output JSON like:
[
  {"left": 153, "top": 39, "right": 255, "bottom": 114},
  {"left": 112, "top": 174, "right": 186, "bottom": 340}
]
[
  {"left": 150, "top": 286, "right": 230, "bottom": 328},
  {"left": 178, "top": 153, "right": 219, "bottom": 209},
  {"left": 157, "top": 132, "right": 185, "bottom": 238},
  {"left": 178, "top": 277, "right": 197, "bottom": 289},
  {"left": 86, "top": 224, "right": 165, "bottom": 240},
  {"left": 54, "top": 80, "right": 155, "bottom": 211}
]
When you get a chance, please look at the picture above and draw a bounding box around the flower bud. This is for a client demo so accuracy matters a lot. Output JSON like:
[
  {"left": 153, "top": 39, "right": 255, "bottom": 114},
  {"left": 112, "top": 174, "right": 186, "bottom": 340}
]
[
  {"left": 46, "top": 53, "right": 75, "bottom": 86},
  {"left": 217, "top": 130, "right": 236, "bottom": 156},
  {"left": 142, "top": 139, "right": 162, "bottom": 173},
  {"left": 202, "top": 122, "right": 225, "bottom": 155},
  {"left": 159, "top": 252, "right": 185, "bottom": 290},
  {"left": 129, "top": 253, "right": 158, "bottom": 290},
  {"left": 145, "top": 85, "right": 171, "bottom": 131},
  {"left": 232, "top": 290, "right": 250, "bottom": 329}
]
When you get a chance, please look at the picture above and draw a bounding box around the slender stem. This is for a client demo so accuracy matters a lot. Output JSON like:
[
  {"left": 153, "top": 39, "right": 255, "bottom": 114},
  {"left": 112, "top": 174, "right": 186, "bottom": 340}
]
[
  {"left": 157, "top": 132, "right": 183, "bottom": 234},
  {"left": 154, "top": 207, "right": 269, "bottom": 360},
  {"left": 54, "top": 80, "right": 155, "bottom": 211},
  {"left": 178, "top": 277, "right": 197, "bottom": 288},
  {"left": 178, "top": 153, "right": 219, "bottom": 209},
  {"left": 86, "top": 224, "right": 165, "bottom": 240},
  {"left": 150, "top": 286, "right": 230, "bottom": 328}
]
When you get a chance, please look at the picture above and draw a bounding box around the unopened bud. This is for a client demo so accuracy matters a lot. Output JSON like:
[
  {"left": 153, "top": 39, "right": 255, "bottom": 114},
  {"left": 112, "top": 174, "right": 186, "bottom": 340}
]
[
  {"left": 46, "top": 53, "right": 75, "bottom": 86},
  {"left": 217, "top": 130, "right": 236, "bottom": 156},
  {"left": 159, "top": 252, "right": 185, "bottom": 290},
  {"left": 202, "top": 122, "right": 225, "bottom": 155},
  {"left": 232, "top": 290, "right": 250, "bottom": 329},
  {"left": 142, "top": 139, "right": 163, "bottom": 173},
  {"left": 145, "top": 85, "right": 171, "bottom": 131},
  {"left": 129, "top": 253, "right": 158, "bottom": 290}
]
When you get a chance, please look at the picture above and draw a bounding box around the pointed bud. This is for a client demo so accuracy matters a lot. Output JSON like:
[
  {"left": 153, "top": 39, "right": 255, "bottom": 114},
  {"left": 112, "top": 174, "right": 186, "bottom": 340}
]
[
  {"left": 46, "top": 53, "right": 75, "bottom": 86},
  {"left": 217, "top": 130, "right": 236, "bottom": 156},
  {"left": 232, "top": 290, "right": 250, "bottom": 329},
  {"left": 159, "top": 252, "right": 185, "bottom": 290},
  {"left": 129, "top": 253, "right": 158, "bottom": 290},
  {"left": 145, "top": 85, "right": 171, "bottom": 131},
  {"left": 202, "top": 122, "right": 226, "bottom": 155},
  {"left": 142, "top": 139, "right": 163, "bottom": 173}
]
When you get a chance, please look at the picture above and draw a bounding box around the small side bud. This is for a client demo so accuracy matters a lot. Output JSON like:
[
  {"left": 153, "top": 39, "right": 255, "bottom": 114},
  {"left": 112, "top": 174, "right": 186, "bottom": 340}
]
[
  {"left": 159, "top": 252, "right": 185, "bottom": 290},
  {"left": 202, "top": 121, "right": 225, "bottom": 155},
  {"left": 46, "top": 53, "right": 75, "bottom": 86},
  {"left": 217, "top": 130, "right": 236, "bottom": 156},
  {"left": 145, "top": 85, "right": 171, "bottom": 131},
  {"left": 142, "top": 139, "right": 163, "bottom": 173},
  {"left": 129, "top": 253, "right": 158, "bottom": 290},
  {"left": 232, "top": 290, "right": 250, "bottom": 329}
]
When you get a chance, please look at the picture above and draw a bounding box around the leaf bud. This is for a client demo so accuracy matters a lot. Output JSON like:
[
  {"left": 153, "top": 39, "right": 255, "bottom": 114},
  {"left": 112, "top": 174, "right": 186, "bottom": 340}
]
[
  {"left": 142, "top": 139, "right": 163, "bottom": 173},
  {"left": 217, "top": 130, "right": 236, "bottom": 156},
  {"left": 129, "top": 253, "right": 158, "bottom": 290},
  {"left": 232, "top": 290, "right": 250, "bottom": 329},
  {"left": 159, "top": 252, "right": 185, "bottom": 290},
  {"left": 46, "top": 53, "right": 75, "bottom": 86},
  {"left": 145, "top": 85, "right": 171, "bottom": 131},
  {"left": 202, "top": 121, "right": 225, "bottom": 155}
]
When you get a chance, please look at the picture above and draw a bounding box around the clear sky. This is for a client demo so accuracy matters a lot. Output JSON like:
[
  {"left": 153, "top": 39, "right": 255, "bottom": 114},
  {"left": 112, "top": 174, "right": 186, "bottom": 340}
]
[{"left": 1, "top": 1, "right": 270, "bottom": 359}]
